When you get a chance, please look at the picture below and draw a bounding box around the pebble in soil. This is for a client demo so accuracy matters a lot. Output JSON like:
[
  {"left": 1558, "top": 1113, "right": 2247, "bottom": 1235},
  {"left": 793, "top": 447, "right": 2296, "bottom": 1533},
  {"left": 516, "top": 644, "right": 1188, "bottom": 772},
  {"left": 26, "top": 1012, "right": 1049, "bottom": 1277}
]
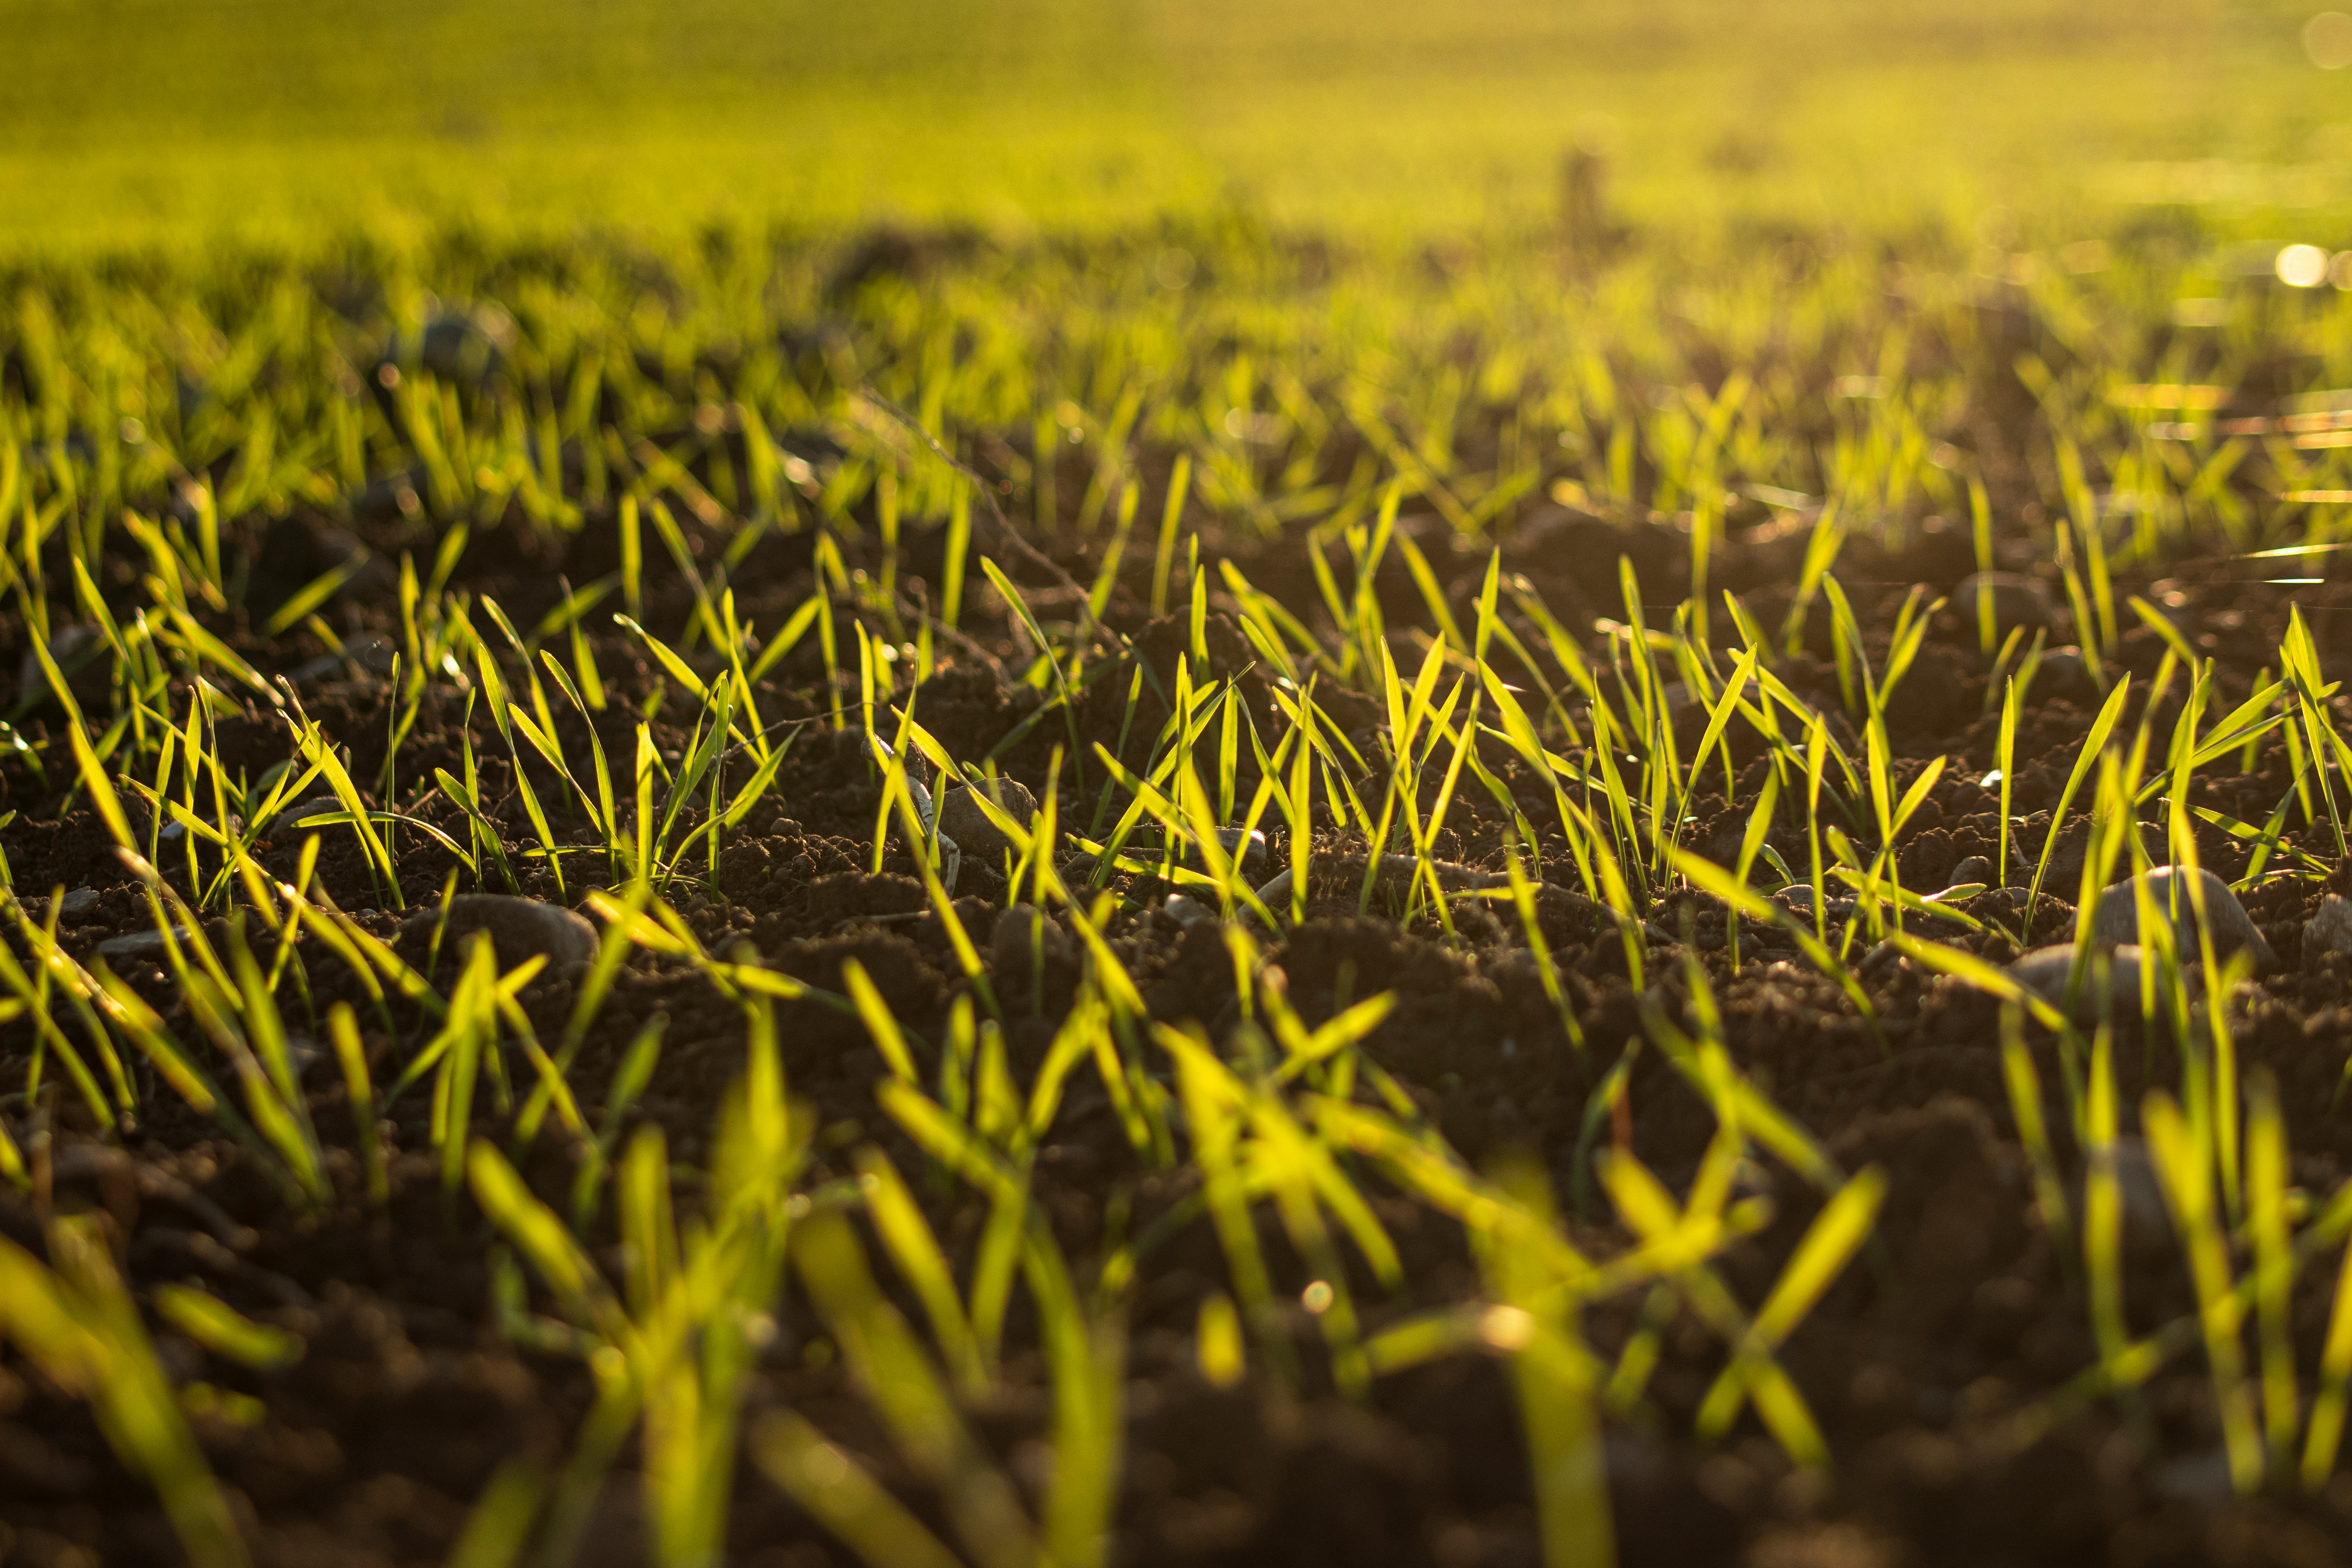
[
  {"left": 399, "top": 894, "right": 599, "bottom": 967},
  {"left": 939, "top": 775, "right": 1040, "bottom": 866},
  {"left": 2087, "top": 865, "right": 2277, "bottom": 969}
]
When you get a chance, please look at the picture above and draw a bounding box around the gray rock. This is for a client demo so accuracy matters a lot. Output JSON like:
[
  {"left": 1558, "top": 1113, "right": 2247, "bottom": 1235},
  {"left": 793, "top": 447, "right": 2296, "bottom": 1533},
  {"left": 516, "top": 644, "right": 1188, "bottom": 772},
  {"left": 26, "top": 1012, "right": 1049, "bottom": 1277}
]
[
  {"left": 939, "top": 777, "right": 1039, "bottom": 864},
  {"left": 349, "top": 472, "right": 425, "bottom": 524},
  {"left": 2308, "top": 893, "right": 2352, "bottom": 959},
  {"left": 58, "top": 886, "right": 100, "bottom": 919},
  {"left": 2008, "top": 943, "right": 2156, "bottom": 1022},
  {"left": 1163, "top": 893, "right": 1218, "bottom": 929},
  {"left": 1770, "top": 889, "right": 1859, "bottom": 924},
  {"left": 2036, "top": 646, "right": 2101, "bottom": 702},
  {"left": 1215, "top": 828, "right": 1268, "bottom": 877},
  {"left": 991, "top": 902, "right": 1075, "bottom": 976},
  {"left": 381, "top": 305, "right": 514, "bottom": 388},
  {"left": 1859, "top": 939, "right": 1906, "bottom": 978},
  {"left": 1948, "top": 856, "right": 1993, "bottom": 889},
  {"left": 418, "top": 308, "right": 514, "bottom": 382},
  {"left": 162, "top": 811, "right": 243, "bottom": 845},
  {"left": 97, "top": 927, "right": 194, "bottom": 961},
  {"left": 1955, "top": 572, "right": 2051, "bottom": 633},
  {"left": 403, "top": 894, "right": 597, "bottom": 968},
  {"left": 2090, "top": 866, "right": 2277, "bottom": 969}
]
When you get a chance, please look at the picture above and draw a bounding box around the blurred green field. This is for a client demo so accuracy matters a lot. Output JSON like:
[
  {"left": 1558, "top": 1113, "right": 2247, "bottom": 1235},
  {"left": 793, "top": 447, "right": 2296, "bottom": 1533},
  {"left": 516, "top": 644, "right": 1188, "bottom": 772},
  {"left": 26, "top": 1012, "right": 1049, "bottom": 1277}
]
[{"left": 6, "top": 0, "right": 2352, "bottom": 250}]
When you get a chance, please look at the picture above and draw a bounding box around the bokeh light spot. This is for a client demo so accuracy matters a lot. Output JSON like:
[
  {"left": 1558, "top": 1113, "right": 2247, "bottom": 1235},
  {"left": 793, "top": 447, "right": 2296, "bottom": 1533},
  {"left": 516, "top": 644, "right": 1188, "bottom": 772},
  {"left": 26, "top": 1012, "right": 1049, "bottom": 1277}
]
[
  {"left": 2308, "top": 11, "right": 2352, "bottom": 68},
  {"left": 2279, "top": 243, "right": 2331, "bottom": 287}
]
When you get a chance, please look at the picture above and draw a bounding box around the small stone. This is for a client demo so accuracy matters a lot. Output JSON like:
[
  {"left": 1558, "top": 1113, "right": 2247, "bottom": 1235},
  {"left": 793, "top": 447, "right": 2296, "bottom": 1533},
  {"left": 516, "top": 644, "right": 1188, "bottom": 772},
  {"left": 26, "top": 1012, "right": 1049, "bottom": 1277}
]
[
  {"left": 1770, "top": 889, "right": 1858, "bottom": 925},
  {"left": 97, "top": 927, "right": 194, "bottom": 961},
  {"left": 2090, "top": 866, "right": 2277, "bottom": 970},
  {"left": 1859, "top": 939, "right": 1905, "bottom": 978},
  {"left": 2008, "top": 943, "right": 2175, "bottom": 1022},
  {"left": 162, "top": 812, "right": 243, "bottom": 844},
  {"left": 380, "top": 305, "right": 514, "bottom": 387},
  {"left": 2036, "top": 646, "right": 2100, "bottom": 702},
  {"left": 1955, "top": 572, "right": 2051, "bottom": 633},
  {"left": 1217, "top": 828, "right": 1268, "bottom": 877},
  {"left": 2307, "top": 894, "right": 2352, "bottom": 959},
  {"left": 349, "top": 472, "right": 425, "bottom": 523},
  {"left": 991, "top": 901, "right": 1074, "bottom": 976},
  {"left": 1948, "top": 856, "right": 1993, "bottom": 889},
  {"left": 58, "top": 886, "right": 100, "bottom": 919},
  {"left": 1163, "top": 893, "right": 1218, "bottom": 929},
  {"left": 939, "top": 777, "right": 1039, "bottom": 864},
  {"left": 403, "top": 894, "right": 598, "bottom": 968}
]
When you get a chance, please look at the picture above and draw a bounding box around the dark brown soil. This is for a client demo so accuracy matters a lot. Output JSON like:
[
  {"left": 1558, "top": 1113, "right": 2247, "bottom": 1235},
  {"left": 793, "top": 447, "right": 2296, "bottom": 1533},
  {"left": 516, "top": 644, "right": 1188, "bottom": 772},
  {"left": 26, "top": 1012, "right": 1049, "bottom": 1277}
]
[{"left": 11, "top": 431, "right": 2352, "bottom": 1568}]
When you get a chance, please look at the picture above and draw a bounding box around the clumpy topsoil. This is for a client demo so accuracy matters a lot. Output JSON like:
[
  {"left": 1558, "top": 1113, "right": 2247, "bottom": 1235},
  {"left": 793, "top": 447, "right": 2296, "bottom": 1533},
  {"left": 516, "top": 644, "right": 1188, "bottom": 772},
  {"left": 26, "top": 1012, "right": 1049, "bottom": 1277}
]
[{"left": 10, "top": 469, "right": 2352, "bottom": 1568}]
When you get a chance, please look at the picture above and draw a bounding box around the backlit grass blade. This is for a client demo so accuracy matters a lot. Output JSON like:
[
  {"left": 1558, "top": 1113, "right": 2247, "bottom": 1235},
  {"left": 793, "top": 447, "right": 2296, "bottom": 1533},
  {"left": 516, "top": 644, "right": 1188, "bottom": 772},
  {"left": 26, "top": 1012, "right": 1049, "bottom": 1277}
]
[
  {"left": 152, "top": 1284, "right": 304, "bottom": 1371},
  {"left": 792, "top": 1207, "right": 1036, "bottom": 1568},
  {"left": 1478, "top": 1154, "right": 1613, "bottom": 1568},
  {"left": 2302, "top": 1220, "right": 2352, "bottom": 1486},
  {"left": 2025, "top": 676, "right": 2131, "bottom": 919},
  {"left": 751, "top": 1411, "right": 965, "bottom": 1568},
  {"left": 841, "top": 958, "right": 921, "bottom": 1084},
  {"left": 0, "top": 1219, "right": 250, "bottom": 1568},
  {"left": 1693, "top": 1164, "right": 1886, "bottom": 1457},
  {"left": 2144, "top": 1090, "right": 2263, "bottom": 1493},
  {"left": 854, "top": 1147, "right": 984, "bottom": 1394},
  {"left": 445, "top": 1457, "right": 548, "bottom": 1568},
  {"left": 2248, "top": 1071, "right": 2297, "bottom": 1477}
]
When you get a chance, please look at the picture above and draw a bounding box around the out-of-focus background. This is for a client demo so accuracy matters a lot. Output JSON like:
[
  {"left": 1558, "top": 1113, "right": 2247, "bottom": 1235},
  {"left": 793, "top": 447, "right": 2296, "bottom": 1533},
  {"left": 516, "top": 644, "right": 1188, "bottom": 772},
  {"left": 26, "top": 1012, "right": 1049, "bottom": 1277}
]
[{"left": 4, "top": 0, "right": 2349, "bottom": 250}]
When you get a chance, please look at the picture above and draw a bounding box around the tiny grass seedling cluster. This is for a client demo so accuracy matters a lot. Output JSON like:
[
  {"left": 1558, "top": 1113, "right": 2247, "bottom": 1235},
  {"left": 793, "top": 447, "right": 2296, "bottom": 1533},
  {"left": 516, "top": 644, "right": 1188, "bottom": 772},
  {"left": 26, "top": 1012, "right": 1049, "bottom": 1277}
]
[{"left": 7, "top": 212, "right": 2352, "bottom": 1567}]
